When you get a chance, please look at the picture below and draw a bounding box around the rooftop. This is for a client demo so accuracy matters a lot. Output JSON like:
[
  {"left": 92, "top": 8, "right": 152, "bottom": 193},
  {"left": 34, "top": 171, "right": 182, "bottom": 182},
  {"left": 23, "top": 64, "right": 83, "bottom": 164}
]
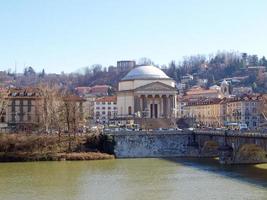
[{"left": 95, "top": 96, "right": 117, "bottom": 103}]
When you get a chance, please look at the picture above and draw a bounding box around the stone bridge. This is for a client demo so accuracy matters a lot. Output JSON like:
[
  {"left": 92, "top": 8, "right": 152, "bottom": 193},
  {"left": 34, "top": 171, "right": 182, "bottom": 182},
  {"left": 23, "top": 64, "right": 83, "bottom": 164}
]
[{"left": 104, "top": 130, "right": 267, "bottom": 164}]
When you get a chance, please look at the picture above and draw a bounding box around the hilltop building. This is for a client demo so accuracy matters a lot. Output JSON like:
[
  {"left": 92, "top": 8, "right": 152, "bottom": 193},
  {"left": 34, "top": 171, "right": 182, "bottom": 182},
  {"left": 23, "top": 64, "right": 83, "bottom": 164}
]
[
  {"left": 185, "top": 79, "right": 232, "bottom": 99},
  {"left": 117, "top": 60, "right": 136, "bottom": 72},
  {"left": 232, "top": 87, "right": 253, "bottom": 96}
]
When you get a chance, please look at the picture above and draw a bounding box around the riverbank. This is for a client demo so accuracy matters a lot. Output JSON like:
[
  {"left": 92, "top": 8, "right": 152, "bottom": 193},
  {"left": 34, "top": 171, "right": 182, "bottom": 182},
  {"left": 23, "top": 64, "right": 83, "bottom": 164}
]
[
  {"left": 0, "top": 152, "right": 114, "bottom": 162},
  {"left": 0, "top": 133, "right": 114, "bottom": 162}
]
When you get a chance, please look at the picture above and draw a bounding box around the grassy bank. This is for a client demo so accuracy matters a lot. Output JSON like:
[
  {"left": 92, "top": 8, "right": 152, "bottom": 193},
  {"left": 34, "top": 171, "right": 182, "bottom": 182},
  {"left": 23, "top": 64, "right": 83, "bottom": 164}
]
[{"left": 0, "top": 133, "right": 114, "bottom": 162}]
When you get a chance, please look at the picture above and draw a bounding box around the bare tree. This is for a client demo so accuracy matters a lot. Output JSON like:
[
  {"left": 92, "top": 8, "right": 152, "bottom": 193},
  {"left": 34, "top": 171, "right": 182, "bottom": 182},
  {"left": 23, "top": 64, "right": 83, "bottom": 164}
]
[
  {"left": 62, "top": 94, "right": 85, "bottom": 151},
  {"left": 262, "top": 94, "right": 267, "bottom": 122},
  {"left": 39, "top": 85, "right": 65, "bottom": 140},
  {"left": 0, "top": 88, "right": 8, "bottom": 126},
  {"left": 138, "top": 57, "right": 153, "bottom": 65}
]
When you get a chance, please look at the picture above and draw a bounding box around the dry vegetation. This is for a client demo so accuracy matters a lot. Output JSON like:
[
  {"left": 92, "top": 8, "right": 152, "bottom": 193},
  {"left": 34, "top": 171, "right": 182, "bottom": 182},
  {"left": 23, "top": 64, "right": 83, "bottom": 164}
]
[{"left": 0, "top": 133, "right": 114, "bottom": 162}]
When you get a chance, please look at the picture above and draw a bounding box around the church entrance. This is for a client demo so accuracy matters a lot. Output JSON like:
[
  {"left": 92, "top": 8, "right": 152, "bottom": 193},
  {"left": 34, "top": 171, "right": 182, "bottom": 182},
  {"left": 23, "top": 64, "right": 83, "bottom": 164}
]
[
  {"left": 150, "top": 104, "right": 153, "bottom": 118},
  {"left": 150, "top": 104, "right": 158, "bottom": 118},
  {"left": 154, "top": 104, "right": 158, "bottom": 118}
]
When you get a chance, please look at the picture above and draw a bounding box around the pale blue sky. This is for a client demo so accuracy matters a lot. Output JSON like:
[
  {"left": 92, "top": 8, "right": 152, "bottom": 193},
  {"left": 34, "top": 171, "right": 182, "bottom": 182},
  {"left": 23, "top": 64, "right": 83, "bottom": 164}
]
[{"left": 0, "top": 0, "right": 267, "bottom": 73}]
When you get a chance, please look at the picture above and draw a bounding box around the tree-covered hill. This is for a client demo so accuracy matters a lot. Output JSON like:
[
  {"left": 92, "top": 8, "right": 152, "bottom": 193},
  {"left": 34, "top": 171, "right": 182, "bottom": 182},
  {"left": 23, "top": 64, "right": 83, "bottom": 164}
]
[{"left": 1, "top": 51, "right": 267, "bottom": 92}]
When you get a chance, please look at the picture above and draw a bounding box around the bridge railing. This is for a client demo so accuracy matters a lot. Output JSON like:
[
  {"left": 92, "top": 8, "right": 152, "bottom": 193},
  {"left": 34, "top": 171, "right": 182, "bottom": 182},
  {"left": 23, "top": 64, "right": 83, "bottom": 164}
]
[{"left": 104, "top": 129, "right": 267, "bottom": 138}]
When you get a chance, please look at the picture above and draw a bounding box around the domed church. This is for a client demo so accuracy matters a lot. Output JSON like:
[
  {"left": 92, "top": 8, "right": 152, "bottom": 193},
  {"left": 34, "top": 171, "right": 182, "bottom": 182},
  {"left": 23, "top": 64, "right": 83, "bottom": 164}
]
[{"left": 117, "top": 65, "right": 178, "bottom": 127}]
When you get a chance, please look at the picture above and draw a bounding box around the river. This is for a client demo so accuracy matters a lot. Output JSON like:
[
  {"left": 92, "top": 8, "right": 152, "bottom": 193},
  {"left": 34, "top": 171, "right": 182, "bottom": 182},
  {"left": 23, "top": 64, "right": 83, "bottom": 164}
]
[{"left": 0, "top": 158, "right": 266, "bottom": 200}]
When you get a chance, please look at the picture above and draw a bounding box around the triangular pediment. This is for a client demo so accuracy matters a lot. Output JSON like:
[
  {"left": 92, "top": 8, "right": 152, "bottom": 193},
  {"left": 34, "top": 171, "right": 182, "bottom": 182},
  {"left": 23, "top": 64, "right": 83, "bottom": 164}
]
[{"left": 135, "top": 82, "right": 177, "bottom": 92}]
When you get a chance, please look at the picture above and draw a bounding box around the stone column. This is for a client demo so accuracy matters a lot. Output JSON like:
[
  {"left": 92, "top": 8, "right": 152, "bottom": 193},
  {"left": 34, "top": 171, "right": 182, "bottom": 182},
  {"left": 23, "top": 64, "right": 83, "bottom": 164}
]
[
  {"left": 152, "top": 95, "right": 155, "bottom": 118},
  {"left": 144, "top": 95, "right": 148, "bottom": 118},
  {"left": 159, "top": 95, "right": 162, "bottom": 118},
  {"left": 166, "top": 95, "right": 170, "bottom": 118},
  {"left": 174, "top": 94, "right": 177, "bottom": 118},
  {"left": 170, "top": 95, "right": 174, "bottom": 117},
  {"left": 163, "top": 95, "right": 166, "bottom": 118},
  {"left": 134, "top": 96, "right": 139, "bottom": 113},
  {"left": 140, "top": 95, "right": 143, "bottom": 112}
]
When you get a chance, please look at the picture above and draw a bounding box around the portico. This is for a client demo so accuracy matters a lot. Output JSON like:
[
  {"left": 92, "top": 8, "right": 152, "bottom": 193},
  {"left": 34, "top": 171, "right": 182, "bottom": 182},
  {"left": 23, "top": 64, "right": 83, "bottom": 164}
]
[
  {"left": 135, "top": 94, "right": 176, "bottom": 118},
  {"left": 133, "top": 82, "right": 177, "bottom": 119}
]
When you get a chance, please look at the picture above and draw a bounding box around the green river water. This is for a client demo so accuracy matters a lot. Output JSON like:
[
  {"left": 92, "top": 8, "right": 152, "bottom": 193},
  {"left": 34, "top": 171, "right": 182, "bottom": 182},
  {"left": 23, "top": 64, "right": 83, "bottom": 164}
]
[{"left": 0, "top": 158, "right": 266, "bottom": 200}]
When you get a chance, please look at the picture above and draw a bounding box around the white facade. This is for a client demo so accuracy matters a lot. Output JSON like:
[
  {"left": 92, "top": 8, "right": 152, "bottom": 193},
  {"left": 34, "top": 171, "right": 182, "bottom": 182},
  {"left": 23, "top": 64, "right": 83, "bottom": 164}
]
[
  {"left": 117, "top": 65, "right": 178, "bottom": 119},
  {"left": 94, "top": 97, "right": 117, "bottom": 124}
]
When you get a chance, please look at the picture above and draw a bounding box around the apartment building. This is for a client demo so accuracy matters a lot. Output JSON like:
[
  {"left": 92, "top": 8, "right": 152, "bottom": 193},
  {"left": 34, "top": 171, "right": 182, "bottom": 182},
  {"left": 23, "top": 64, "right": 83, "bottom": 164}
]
[
  {"left": 183, "top": 98, "right": 224, "bottom": 127},
  {"left": 182, "top": 94, "right": 263, "bottom": 130},
  {"left": 222, "top": 95, "right": 263, "bottom": 129},
  {"left": 5, "top": 88, "right": 42, "bottom": 131},
  {"left": 94, "top": 96, "right": 117, "bottom": 124}
]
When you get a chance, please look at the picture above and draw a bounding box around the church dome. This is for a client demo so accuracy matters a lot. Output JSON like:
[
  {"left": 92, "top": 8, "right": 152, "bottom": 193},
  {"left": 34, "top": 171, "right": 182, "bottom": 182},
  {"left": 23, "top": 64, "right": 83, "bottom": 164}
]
[{"left": 121, "top": 65, "right": 170, "bottom": 81}]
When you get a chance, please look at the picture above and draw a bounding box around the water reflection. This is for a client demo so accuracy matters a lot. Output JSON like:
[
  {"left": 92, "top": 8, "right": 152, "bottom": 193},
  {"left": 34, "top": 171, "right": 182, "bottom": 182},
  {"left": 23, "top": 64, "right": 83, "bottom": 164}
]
[{"left": 165, "top": 157, "right": 267, "bottom": 188}]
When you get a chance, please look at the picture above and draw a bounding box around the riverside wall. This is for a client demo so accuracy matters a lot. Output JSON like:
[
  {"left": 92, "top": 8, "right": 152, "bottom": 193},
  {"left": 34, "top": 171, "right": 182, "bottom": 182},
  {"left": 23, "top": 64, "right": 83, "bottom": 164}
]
[
  {"left": 107, "top": 130, "right": 267, "bottom": 164},
  {"left": 111, "top": 131, "right": 203, "bottom": 158}
]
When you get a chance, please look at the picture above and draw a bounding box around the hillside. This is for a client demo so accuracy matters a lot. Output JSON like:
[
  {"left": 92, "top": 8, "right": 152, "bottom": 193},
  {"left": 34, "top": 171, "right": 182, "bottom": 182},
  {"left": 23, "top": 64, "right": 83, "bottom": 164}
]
[{"left": 1, "top": 51, "right": 267, "bottom": 92}]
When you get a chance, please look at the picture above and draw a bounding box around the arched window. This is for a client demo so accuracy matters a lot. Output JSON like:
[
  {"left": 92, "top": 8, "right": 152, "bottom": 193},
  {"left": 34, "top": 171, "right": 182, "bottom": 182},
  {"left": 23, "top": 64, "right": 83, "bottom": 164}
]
[{"left": 128, "top": 106, "right": 132, "bottom": 115}]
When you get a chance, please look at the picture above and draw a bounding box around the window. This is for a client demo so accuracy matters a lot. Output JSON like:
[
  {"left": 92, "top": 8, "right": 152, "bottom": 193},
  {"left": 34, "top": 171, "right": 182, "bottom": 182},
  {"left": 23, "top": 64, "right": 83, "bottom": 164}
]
[
  {"left": 108, "top": 102, "right": 111, "bottom": 105},
  {"left": 102, "top": 111, "right": 105, "bottom": 115},
  {"left": 96, "top": 102, "right": 100, "bottom": 105},
  {"left": 11, "top": 114, "right": 15, "bottom": 122},
  {"left": 102, "top": 107, "right": 105, "bottom": 110},
  {"left": 128, "top": 106, "right": 132, "bottom": 115},
  {"left": 28, "top": 100, "right": 32, "bottom": 112},
  {"left": 11, "top": 100, "right": 15, "bottom": 112},
  {"left": 108, "top": 107, "right": 111, "bottom": 110},
  {"left": 96, "top": 107, "right": 100, "bottom": 110},
  {"left": 102, "top": 102, "right": 105, "bottom": 105}
]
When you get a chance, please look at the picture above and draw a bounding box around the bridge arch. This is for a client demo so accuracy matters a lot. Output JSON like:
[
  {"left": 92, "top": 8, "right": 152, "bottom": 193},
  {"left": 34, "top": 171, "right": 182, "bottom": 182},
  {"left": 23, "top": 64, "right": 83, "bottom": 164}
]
[
  {"left": 234, "top": 144, "right": 267, "bottom": 164},
  {"left": 201, "top": 140, "right": 219, "bottom": 156}
]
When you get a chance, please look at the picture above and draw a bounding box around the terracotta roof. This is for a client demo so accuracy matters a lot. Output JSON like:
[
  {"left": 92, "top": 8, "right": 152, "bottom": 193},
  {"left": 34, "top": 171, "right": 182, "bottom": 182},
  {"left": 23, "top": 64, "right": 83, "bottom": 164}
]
[
  {"left": 63, "top": 95, "right": 85, "bottom": 102},
  {"left": 221, "top": 94, "right": 262, "bottom": 103},
  {"left": 95, "top": 96, "right": 117, "bottom": 103},
  {"left": 75, "top": 87, "right": 91, "bottom": 95},
  {"left": 186, "top": 88, "right": 219, "bottom": 95},
  {"left": 7, "top": 87, "right": 42, "bottom": 98},
  {"left": 90, "top": 85, "right": 110, "bottom": 94},
  {"left": 186, "top": 98, "right": 222, "bottom": 106}
]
